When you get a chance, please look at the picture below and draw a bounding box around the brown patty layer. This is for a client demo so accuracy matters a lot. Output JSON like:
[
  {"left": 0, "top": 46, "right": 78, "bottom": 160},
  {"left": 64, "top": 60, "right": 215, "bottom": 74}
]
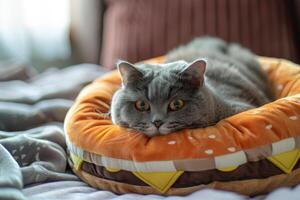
[{"left": 80, "top": 159, "right": 300, "bottom": 188}]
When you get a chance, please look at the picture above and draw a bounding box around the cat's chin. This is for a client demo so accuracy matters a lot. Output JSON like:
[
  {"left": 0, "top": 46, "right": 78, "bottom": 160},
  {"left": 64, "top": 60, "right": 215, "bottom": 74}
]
[
  {"left": 132, "top": 124, "right": 181, "bottom": 137},
  {"left": 142, "top": 126, "right": 159, "bottom": 137},
  {"left": 157, "top": 127, "right": 173, "bottom": 135},
  {"left": 142, "top": 126, "right": 175, "bottom": 137}
]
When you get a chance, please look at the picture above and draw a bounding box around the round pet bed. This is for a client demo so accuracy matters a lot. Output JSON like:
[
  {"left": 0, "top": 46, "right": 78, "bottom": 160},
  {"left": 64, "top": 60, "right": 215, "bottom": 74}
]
[{"left": 64, "top": 56, "right": 300, "bottom": 196}]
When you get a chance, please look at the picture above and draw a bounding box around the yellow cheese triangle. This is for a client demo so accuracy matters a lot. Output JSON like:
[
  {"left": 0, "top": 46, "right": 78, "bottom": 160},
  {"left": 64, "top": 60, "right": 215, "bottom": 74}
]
[
  {"left": 70, "top": 152, "right": 83, "bottom": 170},
  {"left": 218, "top": 166, "right": 239, "bottom": 172},
  {"left": 267, "top": 149, "right": 300, "bottom": 174},
  {"left": 132, "top": 171, "right": 183, "bottom": 193},
  {"left": 106, "top": 167, "right": 121, "bottom": 173}
]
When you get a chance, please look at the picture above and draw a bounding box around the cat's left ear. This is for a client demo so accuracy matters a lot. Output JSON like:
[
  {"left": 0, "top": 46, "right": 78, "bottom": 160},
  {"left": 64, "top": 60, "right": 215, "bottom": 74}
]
[
  {"left": 117, "top": 60, "right": 143, "bottom": 87},
  {"left": 180, "top": 59, "right": 206, "bottom": 86}
]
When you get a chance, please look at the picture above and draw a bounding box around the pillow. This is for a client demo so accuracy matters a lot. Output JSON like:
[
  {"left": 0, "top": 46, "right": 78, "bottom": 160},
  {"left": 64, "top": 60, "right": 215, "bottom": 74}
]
[{"left": 65, "top": 56, "right": 300, "bottom": 195}]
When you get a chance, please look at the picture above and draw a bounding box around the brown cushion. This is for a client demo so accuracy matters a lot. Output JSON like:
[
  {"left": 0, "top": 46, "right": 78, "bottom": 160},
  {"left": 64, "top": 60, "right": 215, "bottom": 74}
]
[
  {"left": 81, "top": 158, "right": 300, "bottom": 188},
  {"left": 100, "top": 0, "right": 300, "bottom": 69}
]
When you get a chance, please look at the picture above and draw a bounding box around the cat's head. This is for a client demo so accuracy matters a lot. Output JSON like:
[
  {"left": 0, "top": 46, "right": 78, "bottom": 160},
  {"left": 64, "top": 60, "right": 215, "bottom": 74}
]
[{"left": 111, "top": 59, "right": 213, "bottom": 137}]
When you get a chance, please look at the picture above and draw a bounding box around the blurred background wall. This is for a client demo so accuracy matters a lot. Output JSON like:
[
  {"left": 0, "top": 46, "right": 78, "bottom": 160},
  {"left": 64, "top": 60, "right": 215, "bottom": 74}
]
[
  {"left": 98, "top": 0, "right": 300, "bottom": 68},
  {"left": 0, "top": 0, "right": 299, "bottom": 71}
]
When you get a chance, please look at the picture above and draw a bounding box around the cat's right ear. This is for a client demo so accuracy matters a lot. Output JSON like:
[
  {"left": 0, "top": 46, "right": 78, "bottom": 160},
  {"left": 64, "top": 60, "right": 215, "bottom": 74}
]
[
  {"left": 179, "top": 59, "right": 207, "bottom": 86},
  {"left": 117, "top": 60, "right": 143, "bottom": 86}
]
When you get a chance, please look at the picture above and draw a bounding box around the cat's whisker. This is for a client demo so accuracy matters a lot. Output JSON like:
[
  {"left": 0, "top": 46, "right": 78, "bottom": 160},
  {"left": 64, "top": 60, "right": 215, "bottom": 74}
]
[
  {"left": 166, "top": 125, "right": 181, "bottom": 129},
  {"left": 136, "top": 122, "right": 147, "bottom": 126},
  {"left": 169, "top": 122, "right": 180, "bottom": 125}
]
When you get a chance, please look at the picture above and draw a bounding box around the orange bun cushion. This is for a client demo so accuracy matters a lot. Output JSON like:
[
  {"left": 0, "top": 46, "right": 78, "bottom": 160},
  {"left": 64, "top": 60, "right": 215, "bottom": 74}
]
[{"left": 65, "top": 56, "right": 300, "bottom": 196}]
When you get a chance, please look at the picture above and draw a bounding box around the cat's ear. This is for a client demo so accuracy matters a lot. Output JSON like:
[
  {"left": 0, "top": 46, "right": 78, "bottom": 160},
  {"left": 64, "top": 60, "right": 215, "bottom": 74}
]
[
  {"left": 180, "top": 59, "right": 206, "bottom": 86},
  {"left": 117, "top": 60, "right": 143, "bottom": 86}
]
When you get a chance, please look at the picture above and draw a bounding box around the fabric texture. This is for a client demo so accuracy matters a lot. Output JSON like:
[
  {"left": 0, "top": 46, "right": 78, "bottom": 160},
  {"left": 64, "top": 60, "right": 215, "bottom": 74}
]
[
  {"left": 72, "top": 167, "right": 300, "bottom": 196},
  {"left": 0, "top": 100, "right": 72, "bottom": 131},
  {"left": 0, "top": 61, "right": 36, "bottom": 81},
  {"left": 79, "top": 158, "right": 300, "bottom": 187},
  {"left": 0, "top": 64, "right": 106, "bottom": 104},
  {"left": 0, "top": 144, "right": 26, "bottom": 200},
  {"left": 23, "top": 180, "right": 249, "bottom": 200},
  {"left": 0, "top": 125, "right": 79, "bottom": 186},
  {"left": 100, "top": 0, "right": 300, "bottom": 69},
  {"left": 0, "top": 61, "right": 106, "bottom": 199}
]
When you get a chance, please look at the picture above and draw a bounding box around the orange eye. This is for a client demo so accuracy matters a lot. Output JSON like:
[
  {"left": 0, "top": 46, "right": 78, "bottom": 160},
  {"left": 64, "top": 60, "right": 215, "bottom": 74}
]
[
  {"left": 169, "top": 99, "right": 185, "bottom": 111},
  {"left": 135, "top": 100, "right": 150, "bottom": 111}
]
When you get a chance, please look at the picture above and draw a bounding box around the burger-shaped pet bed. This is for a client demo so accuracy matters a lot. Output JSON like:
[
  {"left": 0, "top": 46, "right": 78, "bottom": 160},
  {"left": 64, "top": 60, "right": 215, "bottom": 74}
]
[{"left": 64, "top": 56, "right": 300, "bottom": 196}]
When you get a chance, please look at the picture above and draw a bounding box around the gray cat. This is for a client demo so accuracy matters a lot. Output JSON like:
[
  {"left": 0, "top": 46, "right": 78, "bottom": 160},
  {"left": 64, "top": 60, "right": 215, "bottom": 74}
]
[{"left": 111, "top": 37, "right": 273, "bottom": 137}]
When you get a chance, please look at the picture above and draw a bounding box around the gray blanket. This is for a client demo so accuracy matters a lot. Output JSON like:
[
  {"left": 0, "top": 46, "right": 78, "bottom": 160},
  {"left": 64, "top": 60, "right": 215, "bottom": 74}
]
[
  {"left": 0, "top": 61, "right": 299, "bottom": 200},
  {"left": 0, "top": 62, "right": 105, "bottom": 199}
]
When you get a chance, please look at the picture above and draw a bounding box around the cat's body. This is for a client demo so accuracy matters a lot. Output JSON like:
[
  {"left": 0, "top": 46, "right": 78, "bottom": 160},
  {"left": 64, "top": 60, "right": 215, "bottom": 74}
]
[{"left": 111, "top": 37, "right": 273, "bottom": 137}]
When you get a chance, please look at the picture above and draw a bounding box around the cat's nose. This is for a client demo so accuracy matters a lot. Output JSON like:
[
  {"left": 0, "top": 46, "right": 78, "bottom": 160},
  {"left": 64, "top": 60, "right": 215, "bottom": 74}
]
[{"left": 152, "top": 120, "right": 163, "bottom": 128}]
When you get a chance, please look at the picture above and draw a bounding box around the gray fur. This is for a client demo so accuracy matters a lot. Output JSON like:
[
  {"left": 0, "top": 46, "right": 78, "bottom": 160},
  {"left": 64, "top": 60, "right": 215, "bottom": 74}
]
[{"left": 111, "top": 37, "right": 273, "bottom": 137}]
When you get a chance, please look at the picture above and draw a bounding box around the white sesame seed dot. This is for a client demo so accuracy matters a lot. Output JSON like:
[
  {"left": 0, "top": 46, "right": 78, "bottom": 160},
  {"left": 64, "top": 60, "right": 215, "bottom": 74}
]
[
  {"left": 289, "top": 116, "right": 298, "bottom": 120},
  {"left": 277, "top": 84, "right": 283, "bottom": 91},
  {"left": 208, "top": 134, "right": 216, "bottom": 139},
  {"left": 265, "top": 124, "right": 273, "bottom": 130},
  {"left": 168, "top": 141, "right": 176, "bottom": 145},
  {"left": 188, "top": 136, "right": 193, "bottom": 140},
  {"left": 205, "top": 149, "right": 214, "bottom": 155},
  {"left": 227, "top": 147, "right": 236, "bottom": 152}
]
